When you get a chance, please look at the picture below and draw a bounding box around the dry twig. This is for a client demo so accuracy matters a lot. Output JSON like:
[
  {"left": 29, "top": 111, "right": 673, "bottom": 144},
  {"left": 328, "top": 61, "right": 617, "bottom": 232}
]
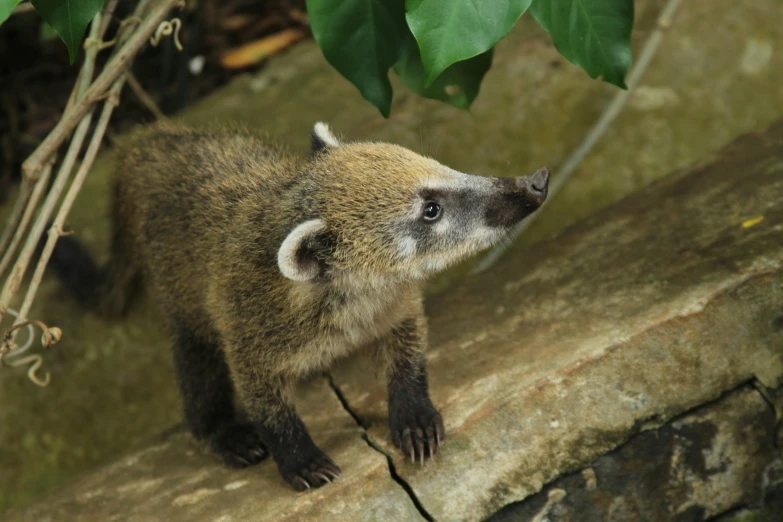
[
  {"left": 126, "top": 71, "right": 167, "bottom": 120},
  {"left": 0, "top": 0, "right": 183, "bottom": 384}
]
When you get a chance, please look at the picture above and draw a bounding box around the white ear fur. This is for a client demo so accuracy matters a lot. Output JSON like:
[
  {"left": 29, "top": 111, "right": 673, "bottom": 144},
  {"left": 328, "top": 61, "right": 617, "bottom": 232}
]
[
  {"left": 278, "top": 219, "right": 326, "bottom": 281},
  {"left": 312, "top": 122, "right": 340, "bottom": 150}
]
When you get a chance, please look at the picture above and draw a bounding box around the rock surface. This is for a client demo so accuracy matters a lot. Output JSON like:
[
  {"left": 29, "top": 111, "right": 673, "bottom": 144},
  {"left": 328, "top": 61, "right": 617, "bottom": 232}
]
[
  {"left": 329, "top": 119, "right": 783, "bottom": 521},
  {"left": 4, "top": 0, "right": 783, "bottom": 512},
  {"left": 6, "top": 110, "right": 783, "bottom": 522},
  {"left": 3, "top": 377, "right": 423, "bottom": 521},
  {"left": 486, "top": 385, "right": 782, "bottom": 521}
]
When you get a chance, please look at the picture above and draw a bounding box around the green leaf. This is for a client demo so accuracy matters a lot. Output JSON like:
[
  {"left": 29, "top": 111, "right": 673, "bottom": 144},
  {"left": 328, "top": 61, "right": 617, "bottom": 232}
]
[
  {"left": 30, "top": 0, "right": 104, "bottom": 64},
  {"left": 0, "top": 0, "right": 22, "bottom": 27},
  {"left": 530, "top": 0, "right": 634, "bottom": 88},
  {"left": 405, "top": 0, "right": 531, "bottom": 86},
  {"left": 394, "top": 37, "right": 492, "bottom": 110},
  {"left": 307, "top": 0, "right": 409, "bottom": 118},
  {"left": 40, "top": 20, "right": 58, "bottom": 41}
]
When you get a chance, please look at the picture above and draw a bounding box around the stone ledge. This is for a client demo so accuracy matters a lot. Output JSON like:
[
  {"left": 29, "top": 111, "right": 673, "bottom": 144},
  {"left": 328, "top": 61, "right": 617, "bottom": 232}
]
[
  {"left": 6, "top": 116, "right": 783, "bottom": 522},
  {"left": 486, "top": 384, "right": 783, "bottom": 521},
  {"left": 330, "top": 119, "right": 783, "bottom": 520},
  {"left": 5, "top": 377, "right": 424, "bottom": 521}
]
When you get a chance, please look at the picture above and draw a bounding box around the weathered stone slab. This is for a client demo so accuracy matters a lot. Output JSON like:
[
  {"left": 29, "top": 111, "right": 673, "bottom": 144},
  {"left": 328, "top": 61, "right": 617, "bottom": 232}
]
[
  {"left": 6, "top": 97, "right": 783, "bottom": 522},
  {"left": 520, "top": 0, "right": 783, "bottom": 248},
  {"left": 486, "top": 385, "right": 782, "bottom": 521},
  {"left": 4, "top": 0, "right": 783, "bottom": 512},
  {"left": 3, "top": 377, "right": 423, "bottom": 521},
  {"left": 331, "top": 120, "right": 783, "bottom": 520},
  {"left": 3, "top": 7, "right": 652, "bottom": 507}
]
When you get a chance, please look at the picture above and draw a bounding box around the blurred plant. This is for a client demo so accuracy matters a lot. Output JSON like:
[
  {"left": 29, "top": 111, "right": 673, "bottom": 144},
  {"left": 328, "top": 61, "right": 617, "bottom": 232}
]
[
  {"left": 2, "top": 0, "right": 635, "bottom": 117},
  {"left": 1, "top": 0, "right": 106, "bottom": 63},
  {"left": 307, "top": 0, "right": 635, "bottom": 117},
  {"left": 0, "top": 0, "right": 184, "bottom": 386}
]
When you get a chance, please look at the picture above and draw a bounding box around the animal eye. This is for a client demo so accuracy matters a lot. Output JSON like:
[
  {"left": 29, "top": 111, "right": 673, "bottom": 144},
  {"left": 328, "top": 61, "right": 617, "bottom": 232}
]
[{"left": 422, "top": 201, "right": 441, "bottom": 222}]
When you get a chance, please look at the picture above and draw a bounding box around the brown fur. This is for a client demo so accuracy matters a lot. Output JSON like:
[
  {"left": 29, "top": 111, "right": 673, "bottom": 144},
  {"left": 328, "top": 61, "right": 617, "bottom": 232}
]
[{"left": 51, "top": 121, "right": 549, "bottom": 490}]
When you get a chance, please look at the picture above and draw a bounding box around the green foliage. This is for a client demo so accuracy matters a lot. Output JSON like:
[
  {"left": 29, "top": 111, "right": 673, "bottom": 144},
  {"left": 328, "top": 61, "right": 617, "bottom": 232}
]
[
  {"left": 0, "top": 0, "right": 22, "bottom": 27},
  {"left": 530, "top": 0, "right": 634, "bottom": 88},
  {"left": 406, "top": 0, "right": 531, "bottom": 86},
  {"left": 30, "top": 0, "right": 105, "bottom": 63},
  {"left": 307, "top": 0, "right": 409, "bottom": 118},
  {"left": 0, "top": 0, "right": 636, "bottom": 117},
  {"left": 394, "top": 38, "right": 493, "bottom": 110},
  {"left": 308, "top": 0, "right": 635, "bottom": 117},
  {"left": 39, "top": 16, "right": 58, "bottom": 41}
]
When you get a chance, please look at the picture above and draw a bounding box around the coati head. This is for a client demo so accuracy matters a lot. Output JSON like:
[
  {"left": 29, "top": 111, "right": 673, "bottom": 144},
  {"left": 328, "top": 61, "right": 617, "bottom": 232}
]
[{"left": 278, "top": 123, "right": 549, "bottom": 284}]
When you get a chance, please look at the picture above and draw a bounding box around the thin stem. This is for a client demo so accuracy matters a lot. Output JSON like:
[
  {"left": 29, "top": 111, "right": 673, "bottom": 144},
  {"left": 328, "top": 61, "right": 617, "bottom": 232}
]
[
  {"left": 0, "top": 2, "right": 115, "bottom": 281},
  {"left": 0, "top": 181, "right": 31, "bottom": 264},
  {"left": 0, "top": 162, "right": 52, "bottom": 279},
  {"left": 0, "top": 0, "right": 179, "bottom": 325},
  {"left": 0, "top": 106, "right": 96, "bottom": 310},
  {"left": 14, "top": 76, "right": 127, "bottom": 338},
  {"left": 472, "top": 0, "right": 685, "bottom": 273},
  {"left": 20, "top": 0, "right": 179, "bottom": 185},
  {"left": 127, "top": 71, "right": 167, "bottom": 120}
]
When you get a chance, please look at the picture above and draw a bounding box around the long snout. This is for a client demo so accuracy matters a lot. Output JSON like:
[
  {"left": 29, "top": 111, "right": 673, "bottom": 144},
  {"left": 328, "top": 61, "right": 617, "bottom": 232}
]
[
  {"left": 515, "top": 167, "right": 550, "bottom": 207},
  {"left": 484, "top": 167, "right": 551, "bottom": 228}
]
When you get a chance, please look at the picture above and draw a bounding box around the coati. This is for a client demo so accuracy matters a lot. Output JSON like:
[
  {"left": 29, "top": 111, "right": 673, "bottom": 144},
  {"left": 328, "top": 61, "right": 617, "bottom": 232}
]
[{"left": 48, "top": 122, "right": 549, "bottom": 491}]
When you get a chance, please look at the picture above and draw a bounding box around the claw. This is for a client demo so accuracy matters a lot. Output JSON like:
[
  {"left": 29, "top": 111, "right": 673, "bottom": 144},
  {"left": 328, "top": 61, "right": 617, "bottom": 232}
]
[
  {"left": 311, "top": 471, "right": 331, "bottom": 484},
  {"left": 416, "top": 438, "right": 424, "bottom": 465},
  {"left": 426, "top": 426, "right": 436, "bottom": 458},
  {"left": 233, "top": 455, "right": 250, "bottom": 467},
  {"left": 323, "top": 467, "right": 341, "bottom": 480},
  {"left": 293, "top": 476, "right": 310, "bottom": 490},
  {"left": 250, "top": 448, "right": 266, "bottom": 459},
  {"left": 436, "top": 421, "right": 445, "bottom": 445}
]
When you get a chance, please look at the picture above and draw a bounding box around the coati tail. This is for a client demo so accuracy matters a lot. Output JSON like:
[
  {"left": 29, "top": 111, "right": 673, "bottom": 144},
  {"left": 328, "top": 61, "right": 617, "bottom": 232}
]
[
  {"left": 47, "top": 235, "right": 104, "bottom": 309},
  {"left": 46, "top": 233, "right": 140, "bottom": 318}
]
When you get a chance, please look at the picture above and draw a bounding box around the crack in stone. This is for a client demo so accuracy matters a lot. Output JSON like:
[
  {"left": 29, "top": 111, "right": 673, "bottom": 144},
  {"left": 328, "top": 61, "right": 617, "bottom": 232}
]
[
  {"left": 325, "top": 373, "right": 435, "bottom": 522},
  {"left": 488, "top": 380, "right": 779, "bottom": 520},
  {"left": 752, "top": 377, "right": 783, "bottom": 459}
]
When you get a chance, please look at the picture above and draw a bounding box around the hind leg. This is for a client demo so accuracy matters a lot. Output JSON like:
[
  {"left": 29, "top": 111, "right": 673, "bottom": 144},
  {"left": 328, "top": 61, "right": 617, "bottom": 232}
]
[{"left": 172, "top": 327, "right": 267, "bottom": 467}]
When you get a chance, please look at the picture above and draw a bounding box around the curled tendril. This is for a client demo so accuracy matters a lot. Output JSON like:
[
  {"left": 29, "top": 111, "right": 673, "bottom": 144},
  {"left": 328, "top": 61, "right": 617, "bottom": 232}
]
[
  {"left": 1, "top": 308, "right": 61, "bottom": 387},
  {"left": 6, "top": 355, "right": 50, "bottom": 387},
  {"left": 150, "top": 18, "right": 182, "bottom": 51}
]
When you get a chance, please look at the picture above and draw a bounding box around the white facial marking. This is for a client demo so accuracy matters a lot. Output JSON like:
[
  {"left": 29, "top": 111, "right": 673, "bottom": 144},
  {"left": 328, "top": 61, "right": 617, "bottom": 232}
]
[
  {"left": 433, "top": 215, "right": 452, "bottom": 235},
  {"left": 278, "top": 219, "right": 325, "bottom": 281},
  {"left": 397, "top": 235, "right": 417, "bottom": 257},
  {"left": 469, "top": 224, "right": 505, "bottom": 246},
  {"left": 313, "top": 122, "right": 340, "bottom": 147}
]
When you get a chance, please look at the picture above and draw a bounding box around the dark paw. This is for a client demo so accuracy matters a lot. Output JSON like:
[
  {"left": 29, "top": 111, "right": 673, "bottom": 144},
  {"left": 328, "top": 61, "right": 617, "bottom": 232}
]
[
  {"left": 278, "top": 449, "right": 342, "bottom": 492},
  {"left": 390, "top": 404, "right": 445, "bottom": 464},
  {"left": 211, "top": 423, "right": 268, "bottom": 468}
]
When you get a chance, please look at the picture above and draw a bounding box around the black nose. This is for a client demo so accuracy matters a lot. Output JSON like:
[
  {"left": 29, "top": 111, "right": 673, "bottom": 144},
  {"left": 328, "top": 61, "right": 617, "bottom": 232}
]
[
  {"left": 530, "top": 167, "right": 549, "bottom": 193},
  {"left": 485, "top": 167, "right": 551, "bottom": 228},
  {"left": 515, "top": 167, "right": 550, "bottom": 205}
]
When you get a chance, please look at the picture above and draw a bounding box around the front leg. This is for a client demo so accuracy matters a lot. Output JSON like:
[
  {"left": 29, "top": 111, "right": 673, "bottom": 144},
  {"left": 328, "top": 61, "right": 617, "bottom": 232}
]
[
  {"left": 381, "top": 316, "right": 445, "bottom": 463},
  {"left": 226, "top": 354, "right": 341, "bottom": 491}
]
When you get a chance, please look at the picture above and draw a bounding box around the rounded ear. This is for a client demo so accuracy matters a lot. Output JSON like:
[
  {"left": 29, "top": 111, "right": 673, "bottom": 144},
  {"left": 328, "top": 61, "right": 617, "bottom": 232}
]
[
  {"left": 311, "top": 122, "right": 340, "bottom": 155},
  {"left": 278, "top": 219, "right": 327, "bottom": 281}
]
